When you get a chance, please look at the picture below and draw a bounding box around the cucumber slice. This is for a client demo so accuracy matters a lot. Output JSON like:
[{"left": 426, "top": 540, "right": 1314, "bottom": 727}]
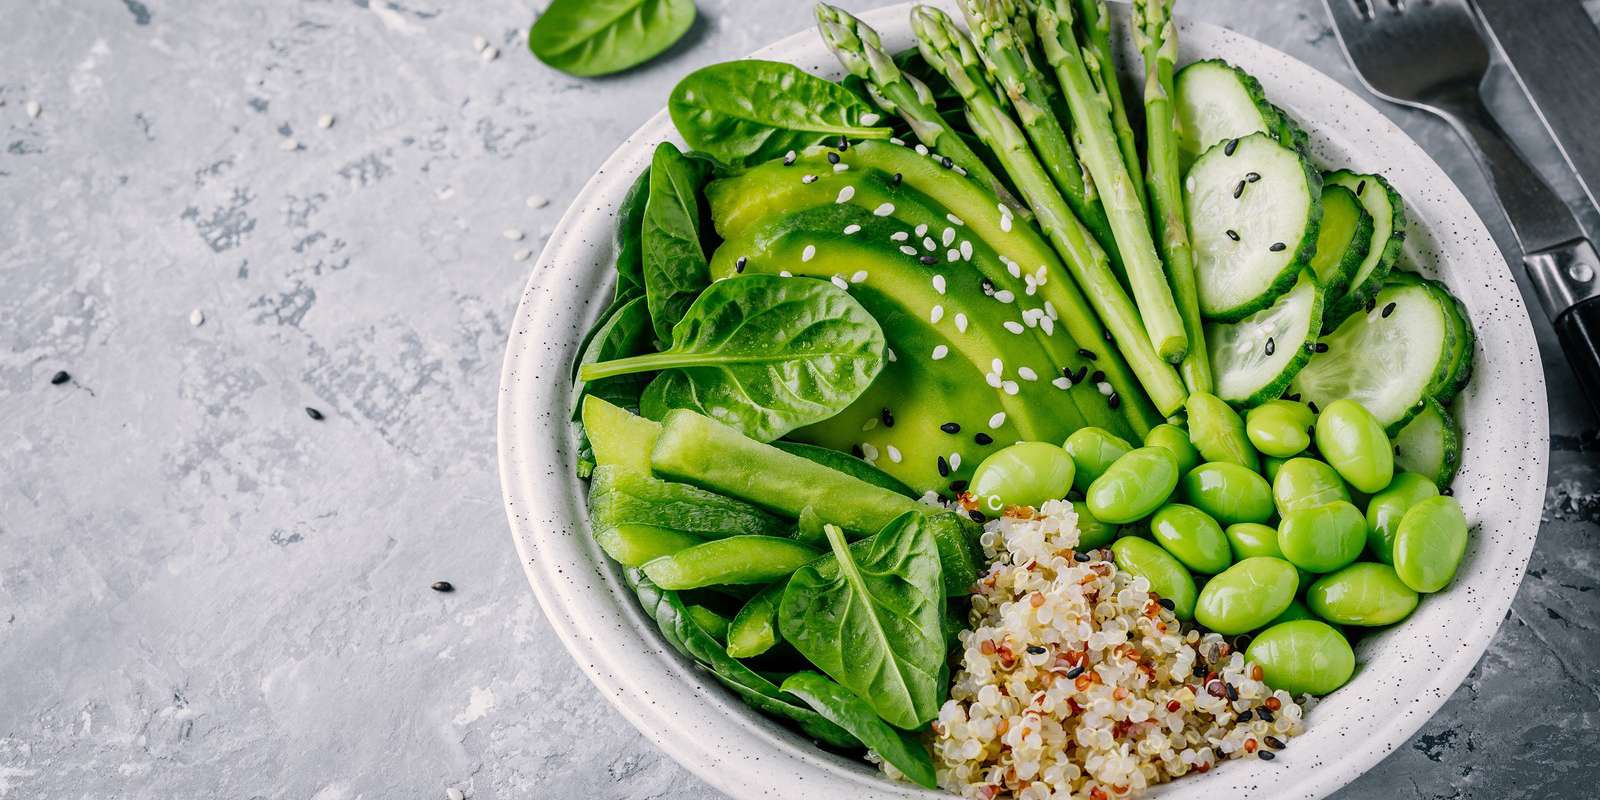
[
  {"left": 1185, "top": 132, "right": 1322, "bottom": 321},
  {"left": 1291, "top": 278, "right": 1456, "bottom": 432},
  {"left": 1393, "top": 398, "right": 1462, "bottom": 487},
  {"left": 1174, "top": 59, "right": 1307, "bottom": 166},
  {"left": 1322, "top": 171, "right": 1406, "bottom": 330},
  {"left": 1308, "top": 183, "right": 1374, "bottom": 303},
  {"left": 1206, "top": 271, "right": 1324, "bottom": 406},
  {"left": 1429, "top": 282, "right": 1476, "bottom": 401}
]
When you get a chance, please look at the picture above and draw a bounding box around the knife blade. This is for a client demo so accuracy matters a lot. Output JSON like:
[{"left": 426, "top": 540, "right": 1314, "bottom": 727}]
[{"left": 1472, "top": 0, "right": 1600, "bottom": 221}]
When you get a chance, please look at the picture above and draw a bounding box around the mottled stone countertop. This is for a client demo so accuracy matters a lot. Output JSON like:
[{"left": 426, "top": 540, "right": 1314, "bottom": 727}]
[{"left": 1, "top": 0, "right": 1596, "bottom": 798}]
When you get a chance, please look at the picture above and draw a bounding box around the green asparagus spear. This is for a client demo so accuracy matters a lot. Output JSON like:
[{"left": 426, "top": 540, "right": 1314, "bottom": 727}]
[
  {"left": 912, "top": 5, "right": 1187, "bottom": 416},
  {"left": 1133, "top": 0, "right": 1211, "bottom": 394},
  {"left": 1036, "top": 0, "right": 1188, "bottom": 364},
  {"left": 1073, "top": 0, "right": 1144, "bottom": 198}
]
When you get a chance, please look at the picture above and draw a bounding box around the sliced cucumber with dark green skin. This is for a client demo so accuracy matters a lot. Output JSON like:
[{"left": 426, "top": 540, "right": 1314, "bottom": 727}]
[
  {"left": 1393, "top": 398, "right": 1462, "bottom": 487},
  {"left": 1308, "top": 183, "right": 1374, "bottom": 303},
  {"left": 1185, "top": 132, "right": 1322, "bottom": 321},
  {"left": 1174, "top": 59, "right": 1307, "bottom": 166},
  {"left": 1206, "top": 271, "right": 1323, "bottom": 407},
  {"left": 1322, "top": 171, "right": 1407, "bottom": 330},
  {"left": 1423, "top": 279, "right": 1475, "bottom": 402},
  {"left": 1291, "top": 277, "right": 1457, "bottom": 432}
]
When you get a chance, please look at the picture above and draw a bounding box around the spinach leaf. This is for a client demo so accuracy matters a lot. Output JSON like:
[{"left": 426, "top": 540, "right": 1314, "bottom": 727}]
[
  {"left": 581, "top": 275, "right": 886, "bottom": 443},
  {"left": 528, "top": 0, "right": 695, "bottom": 78},
  {"left": 571, "top": 167, "right": 652, "bottom": 384},
  {"left": 669, "top": 60, "right": 895, "bottom": 167},
  {"left": 780, "top": 672, "right": 937, "bottom": 788},
  {"left": 625, "top": 569, "right": 859, "bottom": 748},
  {"left": 641, "top": 142, "right": 715, "bottom": 344},
  {"left": 778, "top": 517, "right": 945, "bottom": 730},
  {"left": 571, "top": 296, "right": 655, "bottom": 418}
]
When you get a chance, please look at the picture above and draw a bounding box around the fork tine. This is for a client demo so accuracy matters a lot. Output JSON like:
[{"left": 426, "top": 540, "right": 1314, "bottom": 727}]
[{"left": 1324, "top": 0, "right": 1374, "bottom": 30}]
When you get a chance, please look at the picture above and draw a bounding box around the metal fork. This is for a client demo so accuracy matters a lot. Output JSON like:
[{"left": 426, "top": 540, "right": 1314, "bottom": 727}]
[{"left": 1324, "top": 0, "right": 1600, "bottom": 415}]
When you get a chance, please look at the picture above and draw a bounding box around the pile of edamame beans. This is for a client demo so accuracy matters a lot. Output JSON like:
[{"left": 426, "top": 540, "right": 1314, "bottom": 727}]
[{"left": 966, "top": 392, "right": 1470, "bottom": 696}]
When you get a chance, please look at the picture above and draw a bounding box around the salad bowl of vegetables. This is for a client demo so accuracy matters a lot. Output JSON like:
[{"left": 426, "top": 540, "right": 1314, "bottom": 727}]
[{"left": 499, "top": 1, "right": 1548, "bottom": 798}]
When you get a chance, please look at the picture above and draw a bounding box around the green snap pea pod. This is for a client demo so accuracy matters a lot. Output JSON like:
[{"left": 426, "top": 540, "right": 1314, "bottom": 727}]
[
  {"left": 1245, "top": 400, "right": 1316, "bottom": 458},
  {"left": 1365, "top": 472, "right": 1439, "bottom": 563},
  {"left": 1392, "top": 495, "right": 1469, "bottom": 593},
  {"left": 1086, "top": 446, "right": 1181, "bottom": 524},
  {"left": 970, "top": 441, "right": 1077, "bottom": 514},
  {"left": 1185, "top": 392, "right": 1259, "bottom": 471},
  {"left": 1194, "top": 556, "right": 1299, "bottom": 635},
  {"left": 1144, "top": 423, "right": 1200, "bottom": 474},
  {"left": 1181, "top": 462, "right": 1274, "bottom": 525},
  {"left": 780, "top": 671, "right": 938, "bottom": 789},
  {"left": 641, "top": 535, "right": 821, "bottom": 590},
  {"left": 726, "top": 582, "right": 785, "bottom": 658},
  {"left": 1225, "top": 522, "right": 1283, "bottom": 561},
  {"left": 686, "top": 604, "right": 731, "bottom": 641},
  {"left": 1307, "top": 561, "right": 1418, "bottom": 626},
  {"left": 1112, "top": 536, "right": 1198, "bottom": 620},
  {"left": 1314, "top": 398, "right": 1395, "bottom": 493},
  {"left": 1246, "top": 619, "right": 1355, "bottom": 695},
  {"left": 1269, "top": 597, "right": 1318, "bottom": 626},
  {"left": 1277, "top": 501, "right": 1365, "bottom": 573},
  {"left": 1150, "top": 503, "right": 1232, "bottom": 574},
  {"left": 1263, "top": 455, "right": 1286, "bottom": 483},
  {"left": 1273, "top": 457, "right": 1352, "bottom": 517},
  {"left": 1073, "top": 500, "right": 1119, "bottom": 549},
  {"left": 1064, "top": 427, "right": 1133, "bottom": 493}
]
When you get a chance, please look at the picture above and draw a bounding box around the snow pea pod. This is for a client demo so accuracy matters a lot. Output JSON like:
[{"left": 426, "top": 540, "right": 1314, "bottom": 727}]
[
  {"left": 1245, "top": 399, "right": 1316, "bottom": 458},
  {"left": 1073, "top": 500, "right": 1118, "bottom": 549},
  {"left": 1112, "top": 536, "right": 1197, "bottom": 620},
  {"left": 1307, "top": 562, "right": 1418, "bottom": 626},
  {"left": 1194, "top": 557, "right": 1299, "bottom": 634},
  {"left": 1182, "top": 462, "right": 1274, "bottom": 525},
  {"left": 1144, "top": 423, "right": 1200, "bottom": 474},
  {"left": 726, "top": 582, "right": 785, "bottom": 658},
  {"left": 1277, "top": 501, "right": 1365, "bottom": 573},
  {"left": 969, "top": 441, "right": 1076, "bottom": 514},
  {"left": 1150, "top": 504, "right": 1231, "bottom": 574},
  {"left": 1273, "top": 457, "right": 1352, "bottom": 516},
  {"left": 1245, "top": 619, "right": 1355, "bottom": 695},
  {"left": 1064, "top": 427, "right": 1133, "bottom": 493},
  {"left": 1314, "top": 399, "right": 1395, "bottom": 493},
  {"left": 642, "top": 535, "right": 821, "bottom": 589},
  {"left": 1365, "top": 472, "right": 1439, "bottom": 563},
  {"left": 1392, "top": 496, "right": 1469, "bottom": 593},
  {"left": 1086, "top": 446, "right": 1180, "bottom": 524},
  {"left": 1185, "top": 392, "right": 1259, "bottom": 470}
]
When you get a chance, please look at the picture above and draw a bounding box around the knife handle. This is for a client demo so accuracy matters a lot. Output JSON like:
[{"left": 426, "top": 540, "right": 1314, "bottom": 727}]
[
  {"left": 1527, "top": 239, "right": 1600, "bottom": 421},
  {"left": 1554, "top": 296, "right": 1600, "bottom": 421}
]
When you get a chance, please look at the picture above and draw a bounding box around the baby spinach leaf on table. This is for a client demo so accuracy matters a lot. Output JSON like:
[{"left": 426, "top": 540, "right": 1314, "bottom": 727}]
[
  {"left": 641, "top": 142, "right": 716, "bottom": 344},
  {"left": 669, "top": 60, "right": 895, "bottom": 167},
  {"left": 528, "top": 0, "right": 696, "bottom": 78},
  {"left": 778, "top": 518, "right": 945, "bottom": 730},
  {"left": 625, "top": 569, "right": 860, "bottom": 748},
  {"left": 571, "top": 296, "right": 655, "bottom": 419},
  {"left": 581, "top": 275, "right": 886, "bottom": 443},
  {"left": 780, "top": 671, "right": 938, "bottom": 788}
]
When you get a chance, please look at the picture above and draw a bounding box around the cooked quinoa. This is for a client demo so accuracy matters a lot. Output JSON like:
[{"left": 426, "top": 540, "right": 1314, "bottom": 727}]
[{"left": 882, "top": 500, "right": 1307, "bottom": 799}]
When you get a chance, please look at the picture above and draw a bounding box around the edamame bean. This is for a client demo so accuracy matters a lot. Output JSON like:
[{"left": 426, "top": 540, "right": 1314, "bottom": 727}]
[
  {"left": 1073, "top": 500, "right": 1118, "bottom": 549},
  {"left": 1150, "top": 504, "right": 1232, "bottom": 574},
  {"left": 1225, "top": 522, "right": 1283, "bottom": 560},
  {"left": 1112, "top": 536, "right": 1197, "bottom": 620},
  {"left": 1269, "top": 597, "right": 1317, "bottom": 626},
  {"left": 1314, "top": 399, "right": 1395, "bottom": 493},
  {"left": 1144, "top": 423, "right": 1200, "bottom": 474},
  {"left": 1277, "top": 501, "right": 1365, "bottom": 573},
  {"left": 1194, "top": 557, "right": 1299, "bottom": 634},
  {"left": 1273, "top": 457, "right": 1352, "bottom": 516},
  {"left": 1263, "top": 456, "right": 1286, "bottom": 483},
  {"left": 1392, "top": 496, "right": 1469, "bottom": 593},
  {"left": 1307, "top": 562, "right": 1418, "bottom": 625},
  {"left": 1185, "top": 392, "right": 1259, "bottom": 471},
  {"left": 1064, "top": 427, "right": 1132, "bottom": 493},
  {"left": 641, "top": 535, "right": 821, "bottom": 590},
  {"left": 1181, "top": 462, "right": 1274, "bottom": 525},
  {"left": 1365, "top": 472, "right": 1439, "bottom": 563},
  {"left": 1086, "top": 446, "right": 1180, "bottom": 524},
  {"left": 1245, "top": 620, "right": 1355, "bottom": 695},
  {"left": 969, "top": 441, "right": 1077, "bottom": 514},
  {"left": 1245, "top": 400, "right": 1316, "bottom": 458}
]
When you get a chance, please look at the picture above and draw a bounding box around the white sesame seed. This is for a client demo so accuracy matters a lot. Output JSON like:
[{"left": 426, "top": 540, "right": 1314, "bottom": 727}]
[
  {"left": 1005, "top": 258, "right": 1022, "bottom": 278},
  {"left": 942, "top": 227, "right": 956, "bottom": 246},
  {"left": 890, "top": 137, "right": 906, "bottom": 146},
  {"left": 862, "top": 417, "right": 879, "bottom": 431},
  {"left": 1186, "top": 175, "right": 1198, "bottom": 192},
  {"left": 887, "top": 348, "right": 897, "bottom": 362},
  {"left": 1044, "top": 301, "right": 1058, "bottom": 320},
  {"left": 900, "top": 245, "right": 920, "bottom": 256},
  {"left": 803, "top": 245, "right": 818, "bottom": 262},
  {"left": 513, "top": 248, "right": 532, "bottom": 261},
  {"left": 989, "top": 412, "right": 1007, "bottom": 429},
  {"left": 891, "top": 231, "right": 910, "bottom": 242},
  {"left": 955, "top": 313, "right": 968, "bottom": 332},
  {"left": 1053, "top": 377, "right": 1072, "bottom": 390},
  {"left": 886, "top": 445, "right": 903, "bottom": 463},
  {"left": 779, "top": 270, "right": 793, "bottom": 277},
  {"left": 436, "top": 186, "right": 456, "bottom": 200},
  {"left": 1003, "top": 321, "right": 1025, "bottom": 334},
  {"left": 279, "top": 137, "right": 300, "bottom": 151},
  {"left": 985, "top": 372, "right": 1002, "bottom": 388},
  {"left": 785, "top": 149, "right": 797, "bottom": 163},
  {"left": 526, "top": 194, "right": 549, "bottom": 209},
  {"left": 850, "top": 270, "right": 869, "bottom": 283},
  {"left": 861, "top": 112, "right": 881, "bottom": 126},
  {"left": 949, "top": 453, "right": 962, "bottom": 471},
  {"left": 913, "top": 224, "right": 928, "bottom": 238},
  {"left": 1097, "top": 381, "right": 1115, "bottom": 396},
  {"left": 843, "top": 224, "right": 861, "bottom": 235},
  {"left": 931, "top": 344, "right": 949, "bottom": 360},
  {"left": 923, "top": 236, "right": 937, "bottom": 251},
  {"left": 317, "top": 113, "right": 336, "bottom": 129},
  {"left": 993, "top": 289, "right": 1016, "bottom": 303},
  {"left": 472, "top": 34, "right": 489, "bottom": 52},
  {"left": 1002, "top": 380, "right": 1020, "bottom": 395},
  {"left": 189, "top": 309, "right": 205, "bottom": 326},
  {"left": 835, "top": 185, "right": 856, "bottom": 204},
  {"left": 1041, "top": 317, "right": 1054, "bottom": 335},
  {"left": 874, "top": 203, "right": 895, "bottom": 216},
  {"left": 1018, "top": 366, "right": 1038, "bottom": 381},
  {"left": 24, "top": 100, "right": 41, "bottom": 119},
  {"left": 933, "top": 275, "right": 947, "bottom": 294},
  {"left": 947, "top": 213, "right": 965, "bottom": 226},
  {"left": 831, "top": 275, "right": 848, "bottom": 290},
  {"left": 503, "top": 228, "right": 524, "bottom": 241},
  {"left": 991, "top": 358, "right": 1004, "bottom": 374},
  {"left": 947, "top": 249, "right": 960, "bottom": 262},
  {"left": 930, "top": 305, "right": 944, "bottom": 323},
  {"left": 481, "top": 46, "right": 500, "bottom": 62},
  {"left": 833, "top": 162, "right": 850, "bottom": 172},
  {"left": 960, "top": 241, "right": 973, "bottom": 261},
  {"left": 1000, "top": 214, "right": 1013, "bottom": 232},
  {"left": 862, "top": 443, "right": 880, "bottom": 462},
  {"left": 447, "top": 788, "right": 466, "bottom": 800},
  {"left": 802, "top": 174, "right": 818, "bottom": 184},
  {"left": 953, "top": 165, "right": 968, "bottom": 176},
  {"left": 915, "top": 144, "right": 929, "bottom": 156}
]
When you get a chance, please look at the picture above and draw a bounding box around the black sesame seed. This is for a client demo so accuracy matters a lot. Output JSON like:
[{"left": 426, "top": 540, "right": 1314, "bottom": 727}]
[
  {"left": 305, "top": 406, "right": 325, "bottom": 421},
  {"left": 1091, "top": 370, "right": 1105, "bottom": 383},
  {"left": 881, "top": 407, "right": 895, "bottom": 427},
  {"left": 941, "top": 155, "right": 954, "bottom": 169},
  {"left": 1269, "top": 242, "right": 1287, "bottom": 252},
  {"left": 1286, "top": 393, "right": 1301, "bottom": 401},
  {"left": 50, "top": 370, "right": 71, "bottom": 385},
  {"left": 981, "top": 277, "right": 996, "bottom": 294},
  {"left": 1225, "top": 683, "right": 1239, "bottom": 701},
  {"left": 1064, "top": 665, "right": 1084, "bottom": 679},
  {"left": 1233, "top": 180, "right": 1245, "bottom": 199},
  {"left": 1257, "top": 708, "right": 1276, "bottom": 722},
  {"left": 1442, "top": 486, "right": 1454, "bottom": 496},
  {"left": 1193, "top": 663, "right": 1209, "bottom": 678},
  {"left": 941, "top": 421, "right": 961, "bottom": 434},
  {"left": 1072, "top": 366, "right": 1090, "bottom": 383},
  {"left": 1356, "top": 179, "right": 1367, "bottom": 196},
  {"left": 969, "top": 509, "right": 986, "bottom": 522},
  {"left": 950, "top": 479, "right": 969, "bottom": 493},
  {"left": 1314, "top": 342, "right": 1329, "bottom": 353},
  {"left": 1077, "top": 348, "right": 1098, "bottom": 360},
  {"left": 431, "top": 581, "right": 454, "bottom": 593},
  {"left": 1307, "top": 401, "right": 1319, "bottom": 414},
  {"left": 1246, "top": 171, "right": 1261, "bottom": 183},
  {"left": 827, "top": 151, "right": 841, "bottom": 165},
  {"left": 1108, "top": 393, "right": 1120, "bottom": 409},
  {"left": 1026, "top": 645, "right": 1047, "bottom": 655},
  {"left": 735, "top": 256, "right": 748, "bottom": 273},
  {"left": 891, "top": 172, "right": 903, "bottom": 186},
  {"left": 1382, "top": 302, "right": 1397, "bottom": 318},
  {"left": 1264, "top": 735, "right": 1286, "bottom": 749},
  {"left": 1157, "top": 598, "right": 1175, "bottom": 610},
  {"left": 1258, "top": 750, "right": 1276, "bottom": 761},
  {"left": 937, "top": 455, "right": 950, "bottom": 477},
  {"left": 1104, "top": 329, "right": 1114, "bottom": 342},
  {"left": 1265, "top": 337, "right": 1276, "bottom": 356},
  {"left": 851, "top": 443, "right": 865, "bottom": 458},
  {"left": 1225, "top": 138, "right": 1239, "bottom": 156},
  {"left": 1074, "top": 551, "right": 1092, "bottom": 562},
  {"left": 1226, "top": 229, "right": 1240, "bottom": 241},
  {"left": 974, "top": 432, "right": 994, "bottom": 446},
  {"left": 920, "top": 254, "right": 938, "bottom": 265},
  {"left": 1236, "top": 709, "right": 1254, "bottom": 723},
  {"left": 837, "top": 136, "right": 849, "bottom": 150},
  {"left": 1366, "top": 298, "right": 1377, "bottom": 312}
]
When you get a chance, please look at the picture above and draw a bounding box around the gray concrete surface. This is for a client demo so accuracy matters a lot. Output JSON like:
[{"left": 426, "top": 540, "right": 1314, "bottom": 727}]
[{"left": 1, "top": 1, "right": 1595, "bottom": 798}]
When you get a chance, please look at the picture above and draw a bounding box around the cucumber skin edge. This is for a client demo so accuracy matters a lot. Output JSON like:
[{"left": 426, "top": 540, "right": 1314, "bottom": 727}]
[
  {"left": 1312, "top": 182, "right": 1376, "bottom": 305},
  {"left": 1322, "top": 171, "right": 1407, "bottom": 331}
]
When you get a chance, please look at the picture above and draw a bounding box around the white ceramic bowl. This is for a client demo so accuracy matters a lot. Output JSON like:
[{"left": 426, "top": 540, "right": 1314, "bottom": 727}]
[{"left": 498, "top": 3, "right": 1549, "bottom": 797}]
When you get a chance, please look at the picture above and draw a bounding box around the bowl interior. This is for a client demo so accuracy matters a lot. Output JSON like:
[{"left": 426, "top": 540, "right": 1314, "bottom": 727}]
[{"left": 497, "top": 3, "right": 1549, "bottom": 798}]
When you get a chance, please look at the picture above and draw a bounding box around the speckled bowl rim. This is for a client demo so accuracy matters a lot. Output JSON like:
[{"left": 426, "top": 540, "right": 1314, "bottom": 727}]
[{"left": 498, "top": 3, "right": 1549, "bottom": 798}]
